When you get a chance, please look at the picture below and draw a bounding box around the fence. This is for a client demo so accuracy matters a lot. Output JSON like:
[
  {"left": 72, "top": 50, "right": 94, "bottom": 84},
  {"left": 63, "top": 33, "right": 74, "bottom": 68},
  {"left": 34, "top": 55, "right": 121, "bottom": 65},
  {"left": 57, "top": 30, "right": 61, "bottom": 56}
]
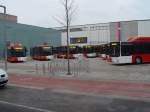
[
  {"left": 0, "top": 58, "right": 90, "bottom": 77},
  {"left": 35, "top": 58, "right": 90, "bottom": 77}
]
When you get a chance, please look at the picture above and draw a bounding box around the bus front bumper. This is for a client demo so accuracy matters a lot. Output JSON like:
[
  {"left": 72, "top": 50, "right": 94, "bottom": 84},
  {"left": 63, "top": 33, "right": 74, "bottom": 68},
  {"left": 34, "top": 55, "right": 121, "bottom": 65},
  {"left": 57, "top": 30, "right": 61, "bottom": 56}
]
[
  {"left": 86, "top": 53, "right": 97, "bottom": 58},
  {"left": 73, "top": 54, "right": 83, "bottom": 58},
  {"left": 101, "top": 54, "right": 106, "bottom": 59},
  {"left": 17, "top": 57, "right": 27, "bottom": 62},
  {"left": 111, "top": 56, "right": 132, "bottom": 64},
  {"left": 47, "top": 55, "right": 54, "bottom": 60}
]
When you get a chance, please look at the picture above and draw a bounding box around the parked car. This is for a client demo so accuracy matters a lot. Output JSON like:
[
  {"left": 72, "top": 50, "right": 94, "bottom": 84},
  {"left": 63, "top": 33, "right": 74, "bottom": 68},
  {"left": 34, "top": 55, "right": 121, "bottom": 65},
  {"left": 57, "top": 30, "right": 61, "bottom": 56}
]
[{"left": 0, "top": 69, "right": 8, "bottom": 87}]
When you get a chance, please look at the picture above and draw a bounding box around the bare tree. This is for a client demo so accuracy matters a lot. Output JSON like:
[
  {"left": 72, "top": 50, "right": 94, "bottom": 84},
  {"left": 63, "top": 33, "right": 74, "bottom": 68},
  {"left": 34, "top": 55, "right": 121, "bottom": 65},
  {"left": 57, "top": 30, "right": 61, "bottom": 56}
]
[{"left": 54, "top": 0, "right": 77, "bottom": 75}]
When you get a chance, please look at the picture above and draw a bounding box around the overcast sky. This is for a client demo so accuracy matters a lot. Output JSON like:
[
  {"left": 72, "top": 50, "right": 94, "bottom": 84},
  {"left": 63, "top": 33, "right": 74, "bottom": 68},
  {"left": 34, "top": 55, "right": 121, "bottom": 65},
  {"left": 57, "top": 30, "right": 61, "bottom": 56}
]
[{"left": 1, "top": 0, "right": 150, "bottom": 28}]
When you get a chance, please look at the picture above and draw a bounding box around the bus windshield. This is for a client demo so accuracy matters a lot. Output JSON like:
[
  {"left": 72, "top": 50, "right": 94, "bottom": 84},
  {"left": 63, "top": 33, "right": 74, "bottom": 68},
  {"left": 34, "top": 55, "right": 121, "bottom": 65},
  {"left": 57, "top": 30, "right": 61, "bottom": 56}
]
[
  {"left": 83, "top": 46, "right": 94, "bottom": 53},
  {"left": 41, "top": 47, "right": 52, "bottom": 56},
  {"left": 110, "top": 42, "right": 134, "bottom": 57},
  {"left": 8, "top": 47, "right": 26, "bottom": 57}
]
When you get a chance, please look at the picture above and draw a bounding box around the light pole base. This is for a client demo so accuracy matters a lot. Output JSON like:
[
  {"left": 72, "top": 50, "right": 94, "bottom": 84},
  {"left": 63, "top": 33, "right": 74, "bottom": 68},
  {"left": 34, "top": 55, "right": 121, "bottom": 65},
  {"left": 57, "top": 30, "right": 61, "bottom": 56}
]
[{"left": 66, "top": 72, "right": 72, "bottom": 75}]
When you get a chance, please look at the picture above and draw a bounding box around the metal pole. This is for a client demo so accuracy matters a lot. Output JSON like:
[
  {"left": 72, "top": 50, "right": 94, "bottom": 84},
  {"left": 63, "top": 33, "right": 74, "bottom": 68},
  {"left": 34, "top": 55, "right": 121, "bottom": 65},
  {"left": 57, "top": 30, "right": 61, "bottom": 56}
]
[
  {"left": 120, "top": 41, "right": 122, "bottom": 57},
  {"left": 118, "top": 21, "right": 122, "bottom": 57},
  {"left": 120, "top": 22, "right": 122, "bottom": 57},
  {"left": 0, "top": 5, "right": 7, "bottom": 71},
  {"left": 66, "top": 0, "right": 71, "bottom": 75}
]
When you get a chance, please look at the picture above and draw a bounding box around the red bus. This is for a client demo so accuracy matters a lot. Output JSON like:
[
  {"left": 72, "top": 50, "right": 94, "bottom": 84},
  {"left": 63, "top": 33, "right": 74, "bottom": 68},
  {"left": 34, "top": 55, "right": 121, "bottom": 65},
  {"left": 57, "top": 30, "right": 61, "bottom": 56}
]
[
  {"left": 83, "top": 45, "right": 97, "bottom": 58},
  {"left": 53, "top": 46, "right": 82, "bottom": 59},
  {"left": 30, "top": 44, "right": 53, "bottom": 61},
  {"left": 111, "top": 37, "right": 150, "bottom": 64},
  {"left": 53, "top": 46, "right": 67, "bottom": 58},
  {"left": 69, "top": 46, "right": 83, "bottom": 59},
  {"left": 100, "top": 44, "right": 109, "bottom": 60},
  {"left": 93, "top": 45, "right": 102, "bottom": 57},
  {"left": 7, "top": 43, "right": 27, "bottom": 62},
  {"left": 105, "top": 44, "right": 112, "bottom": 62}
]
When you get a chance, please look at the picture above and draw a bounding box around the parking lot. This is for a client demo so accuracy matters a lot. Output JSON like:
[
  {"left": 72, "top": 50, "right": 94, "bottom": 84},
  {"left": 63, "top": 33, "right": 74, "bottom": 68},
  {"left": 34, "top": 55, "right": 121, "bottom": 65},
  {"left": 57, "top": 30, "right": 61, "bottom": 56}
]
[
  {"left": 1, "top": 58, "right": 150, "bottom": 112},
  {"left": 1, "top": 58, "right": 150, "bottom": 82}
]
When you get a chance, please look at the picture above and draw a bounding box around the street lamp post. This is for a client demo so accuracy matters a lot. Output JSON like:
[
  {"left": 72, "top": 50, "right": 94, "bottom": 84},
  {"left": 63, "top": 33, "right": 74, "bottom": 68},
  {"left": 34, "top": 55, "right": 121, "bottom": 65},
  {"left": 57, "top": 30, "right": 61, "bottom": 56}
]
[{"left": 0, "top": 5, "right": 7, "bottom": 71}]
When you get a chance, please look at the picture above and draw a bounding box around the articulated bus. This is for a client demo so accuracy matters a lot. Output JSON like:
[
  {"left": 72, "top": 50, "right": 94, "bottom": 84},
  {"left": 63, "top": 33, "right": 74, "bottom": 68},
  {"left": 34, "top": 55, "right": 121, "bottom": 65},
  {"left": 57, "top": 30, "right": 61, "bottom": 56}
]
[
  {"left": 53, "top": 46, "right": 67, "bottom": 58},
  {"left": 30, "top": 44, "right": 53, "bottom": 61},
  {"left": 54, "top": 46, "right": 82, "bottom": 59},
  {"left": 83, "top": 45, "right": 97, "bottom": 58},
  {"left": 7, "top": 43, "right": 27, "bottom": 62},
  {"left": 69, "top": 46, "right": 83, "bottom": 59},
  {"left": 100, "top": 44, "right": 109, "bottom": 60},
  {"left": 93, "top": 45, "right": 101, "bottom": 57},
  {"left": 110, "top": 39, "right": 150, "bottom": 64},
  {"left": 105, "top": 44, "right": 112, "bottom": 62}
]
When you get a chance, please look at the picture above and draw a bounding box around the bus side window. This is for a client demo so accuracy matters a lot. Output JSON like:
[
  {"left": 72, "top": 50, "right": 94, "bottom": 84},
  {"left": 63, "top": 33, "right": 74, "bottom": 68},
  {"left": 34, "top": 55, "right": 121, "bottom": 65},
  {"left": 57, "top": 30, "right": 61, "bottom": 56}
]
[{"left": 122, "top": 45, "right": 133, "bottom": 56}]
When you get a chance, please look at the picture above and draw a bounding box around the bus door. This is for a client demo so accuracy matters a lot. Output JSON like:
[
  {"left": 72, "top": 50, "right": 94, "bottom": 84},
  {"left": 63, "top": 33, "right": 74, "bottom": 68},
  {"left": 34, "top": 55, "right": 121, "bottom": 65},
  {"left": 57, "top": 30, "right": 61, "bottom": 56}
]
[{"left": 111, "top": 42, "right": 134, "bottom": 64}]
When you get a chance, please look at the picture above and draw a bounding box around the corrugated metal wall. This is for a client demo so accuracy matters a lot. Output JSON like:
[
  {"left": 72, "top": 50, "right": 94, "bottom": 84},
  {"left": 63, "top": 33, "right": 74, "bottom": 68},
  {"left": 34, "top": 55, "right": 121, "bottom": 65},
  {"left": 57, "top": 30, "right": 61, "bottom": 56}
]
[
  {"left": 138, "top": 20, "right": 150, "bottom": 36},
  {"left": 60, "top": 23, "right": 110, "bottom": 46},
  {"left": 0, "top": 21, "right": 61, "bottom": 57},
  {"left": 110, "top": 21, "right": 138, "bottom": 42}
]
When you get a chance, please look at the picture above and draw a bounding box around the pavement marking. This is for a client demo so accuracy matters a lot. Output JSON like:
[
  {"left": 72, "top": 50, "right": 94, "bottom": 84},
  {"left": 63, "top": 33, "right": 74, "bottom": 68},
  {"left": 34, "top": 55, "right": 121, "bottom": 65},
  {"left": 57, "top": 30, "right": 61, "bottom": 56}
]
[
  {"left": 0, "top": 100, "right": 54, "bottom": 112},
  {"left": 8, "top": 84, "right": 45, "bottom": 90}
]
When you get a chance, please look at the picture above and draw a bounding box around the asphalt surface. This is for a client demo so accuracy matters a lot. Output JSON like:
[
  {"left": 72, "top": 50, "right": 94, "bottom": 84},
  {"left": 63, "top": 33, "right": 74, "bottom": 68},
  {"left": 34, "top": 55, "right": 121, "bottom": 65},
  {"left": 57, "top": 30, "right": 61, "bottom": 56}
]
[
  {"left": 0, "top": 86, "right": 150, "bottom": 112},
  {"left": 0, "top": 101, "right": 50, "bottom": 112},
  {"left": 2, "top": 58, "right": 150, "bottom": 82},
  {"left": 1, "top": 58, "right": 150, "bottom": 112}
]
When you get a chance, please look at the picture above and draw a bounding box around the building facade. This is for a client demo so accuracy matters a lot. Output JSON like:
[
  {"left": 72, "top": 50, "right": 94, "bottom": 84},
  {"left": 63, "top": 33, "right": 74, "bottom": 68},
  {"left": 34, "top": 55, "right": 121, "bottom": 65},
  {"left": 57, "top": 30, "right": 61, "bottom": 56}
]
[
  {"left": 55, "top": 19, "right": 150, "bottom": 46},
  {"left": 55, "top": 23, "right": 110, "bottom": 46},
  {"left": 0, "top": 14, "right": 61, "bottom": 57}
]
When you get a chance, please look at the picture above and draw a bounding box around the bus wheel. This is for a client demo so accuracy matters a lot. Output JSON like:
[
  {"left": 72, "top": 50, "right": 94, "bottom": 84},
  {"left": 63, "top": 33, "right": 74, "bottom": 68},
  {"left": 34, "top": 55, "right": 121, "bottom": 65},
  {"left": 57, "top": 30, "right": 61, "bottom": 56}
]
[{"left": 135, "top": 57, "right": 142, "bottom": 64}]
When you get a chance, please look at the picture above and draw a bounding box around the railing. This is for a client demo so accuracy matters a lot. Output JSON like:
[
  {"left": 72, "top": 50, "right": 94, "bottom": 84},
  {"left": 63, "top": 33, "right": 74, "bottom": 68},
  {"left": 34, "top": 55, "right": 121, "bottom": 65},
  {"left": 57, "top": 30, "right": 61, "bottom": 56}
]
[
  {"left": 0, "top": 58, "right": 90, "bottom": 78},
  {"left": 35, "top": 58, "right": 90, "bottom": 77}
]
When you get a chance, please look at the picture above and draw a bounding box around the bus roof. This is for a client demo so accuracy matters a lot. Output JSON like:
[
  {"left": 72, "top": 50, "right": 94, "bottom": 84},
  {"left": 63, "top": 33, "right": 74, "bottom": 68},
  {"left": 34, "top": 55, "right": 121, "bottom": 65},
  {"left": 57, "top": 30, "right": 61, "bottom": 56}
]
[{"left": 128, "top": 37, "right": 150, "bottom": 42}]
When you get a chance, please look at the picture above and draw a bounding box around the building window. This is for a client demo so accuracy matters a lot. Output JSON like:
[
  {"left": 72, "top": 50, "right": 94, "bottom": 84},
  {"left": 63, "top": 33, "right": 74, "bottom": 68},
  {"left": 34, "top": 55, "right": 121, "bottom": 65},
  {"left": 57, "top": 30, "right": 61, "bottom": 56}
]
[
  {"left": 90, "top": 26, "right": 95, "bottom": 31},
  {"left": 70, "top": 37, "right": 87, "bottom": 44},
  {"left": 70, "top": 28, "right": 83, "bottom": 32},
  {"left": 82, "top": 27, "right": 88, "bottom": 31}
]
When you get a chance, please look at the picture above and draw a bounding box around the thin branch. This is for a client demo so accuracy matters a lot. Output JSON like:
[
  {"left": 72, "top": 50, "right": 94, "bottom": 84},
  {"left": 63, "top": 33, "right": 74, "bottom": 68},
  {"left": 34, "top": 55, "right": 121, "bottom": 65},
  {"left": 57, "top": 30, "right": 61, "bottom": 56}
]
[
  {"left": 68, "top": 0, "right": 74, "bottom": 11},
  {"left": 53, "top": 16, "right": 66, "bottom": 26},
  {"left": 54, "top": 0, "right": 77, "bottom": 26}
]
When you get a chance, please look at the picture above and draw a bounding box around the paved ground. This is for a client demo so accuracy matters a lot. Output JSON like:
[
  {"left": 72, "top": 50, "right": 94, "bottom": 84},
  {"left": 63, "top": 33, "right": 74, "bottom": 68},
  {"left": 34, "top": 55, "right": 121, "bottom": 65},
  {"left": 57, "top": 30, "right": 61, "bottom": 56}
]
[
  {"left": 1, "top": 85, "right": 150, "bottom": 112},
  {"left": 8, "top": 74, "right": 150, "bottom": 100},
  {"left": 1, "top": 58, "right": 150, "bottom": 111},
  {"left": 2, "top": 58, "right": 150, "bottom": 82}
]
